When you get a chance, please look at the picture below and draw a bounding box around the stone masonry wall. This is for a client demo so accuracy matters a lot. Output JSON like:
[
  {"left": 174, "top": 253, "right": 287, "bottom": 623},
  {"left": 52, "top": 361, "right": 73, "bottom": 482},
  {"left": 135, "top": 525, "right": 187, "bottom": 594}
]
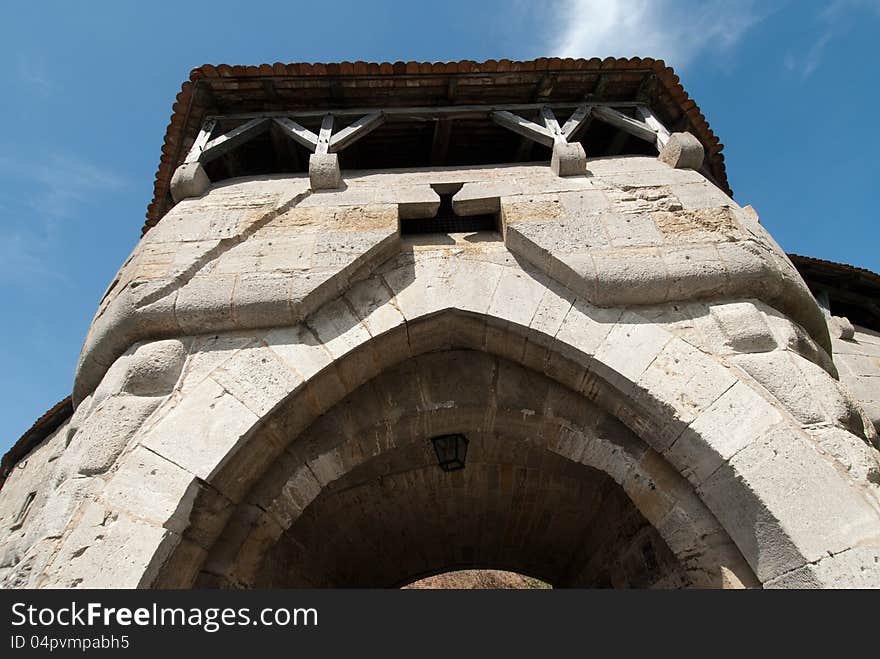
[{"left": 1, "top": 155, "right": 878, "bottom": 588}]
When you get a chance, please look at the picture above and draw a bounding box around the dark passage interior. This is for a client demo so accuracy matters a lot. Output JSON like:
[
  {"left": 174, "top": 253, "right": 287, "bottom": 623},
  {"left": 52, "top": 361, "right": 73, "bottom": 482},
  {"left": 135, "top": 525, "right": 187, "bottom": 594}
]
[
  {"left": 255, "top": 434, "right": 687, "bottom": 588},
  {"left": 190, "top": 349, "right": 734, "bottom": 589}
]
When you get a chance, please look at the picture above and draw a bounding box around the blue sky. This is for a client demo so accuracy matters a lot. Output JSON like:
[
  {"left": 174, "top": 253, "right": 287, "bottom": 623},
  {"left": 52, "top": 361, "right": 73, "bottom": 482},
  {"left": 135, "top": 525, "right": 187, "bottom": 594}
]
[{"left": 1, "top": 0, "right": 878, "bottom": 453}]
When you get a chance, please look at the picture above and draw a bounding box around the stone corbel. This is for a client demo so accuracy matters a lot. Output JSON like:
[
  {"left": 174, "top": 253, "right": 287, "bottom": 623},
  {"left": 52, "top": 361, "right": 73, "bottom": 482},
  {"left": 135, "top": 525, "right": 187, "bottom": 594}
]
[{"left": 170, "top": 111, "right": 387, "bottom": 200}]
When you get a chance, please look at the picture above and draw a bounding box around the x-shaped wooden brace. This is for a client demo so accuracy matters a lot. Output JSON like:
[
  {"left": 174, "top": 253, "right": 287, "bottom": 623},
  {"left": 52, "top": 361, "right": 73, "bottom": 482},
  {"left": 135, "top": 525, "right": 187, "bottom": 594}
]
[
  {"left": 490, "top": 104, "right": 672, "bottom": 159},
  {"left": 184, "top": 112, "right": 386, "bottom": 164}
]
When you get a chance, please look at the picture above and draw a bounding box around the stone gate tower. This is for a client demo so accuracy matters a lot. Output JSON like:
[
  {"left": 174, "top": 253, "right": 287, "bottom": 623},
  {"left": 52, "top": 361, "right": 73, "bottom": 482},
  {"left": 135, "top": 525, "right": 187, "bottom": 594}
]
[{"left": 2, "top": 58, "right": 879, "bottom": 588}]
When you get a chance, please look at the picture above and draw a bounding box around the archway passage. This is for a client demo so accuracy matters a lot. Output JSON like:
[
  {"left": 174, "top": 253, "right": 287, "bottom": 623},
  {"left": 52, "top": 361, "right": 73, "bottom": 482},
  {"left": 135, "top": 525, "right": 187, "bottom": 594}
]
[
  {"left": 256, "top": 434, "right": 684, "bottom": 588},
  {"left": 192, "top": 349, "right": 755, "bottom": 589}
]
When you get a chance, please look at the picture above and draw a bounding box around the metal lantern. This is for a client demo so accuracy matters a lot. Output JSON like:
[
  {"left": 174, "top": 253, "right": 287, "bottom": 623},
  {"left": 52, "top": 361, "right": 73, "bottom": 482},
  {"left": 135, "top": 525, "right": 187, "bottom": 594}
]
[{"left": 430, "top": 433, "right": 469, "bottom": 472}]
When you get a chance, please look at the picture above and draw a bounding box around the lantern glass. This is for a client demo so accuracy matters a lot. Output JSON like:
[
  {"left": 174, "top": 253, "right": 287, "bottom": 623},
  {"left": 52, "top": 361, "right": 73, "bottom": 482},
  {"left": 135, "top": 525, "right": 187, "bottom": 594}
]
[{"left": 430, "top": 433, "right": 469, "bottom": 471}]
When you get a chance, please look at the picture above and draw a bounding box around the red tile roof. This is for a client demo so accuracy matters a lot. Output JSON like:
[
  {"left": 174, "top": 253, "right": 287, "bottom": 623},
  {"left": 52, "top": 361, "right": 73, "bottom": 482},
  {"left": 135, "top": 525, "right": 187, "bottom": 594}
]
[{"left": 144, "top": 57, "right": 731, "bottom": 234}]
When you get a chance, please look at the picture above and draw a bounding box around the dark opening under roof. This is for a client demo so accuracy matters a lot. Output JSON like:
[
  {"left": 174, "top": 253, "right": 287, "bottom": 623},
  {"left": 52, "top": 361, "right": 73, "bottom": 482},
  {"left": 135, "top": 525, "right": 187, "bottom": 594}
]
[{"left": 145, "top": 57, "right": 731, "bottom": 235}]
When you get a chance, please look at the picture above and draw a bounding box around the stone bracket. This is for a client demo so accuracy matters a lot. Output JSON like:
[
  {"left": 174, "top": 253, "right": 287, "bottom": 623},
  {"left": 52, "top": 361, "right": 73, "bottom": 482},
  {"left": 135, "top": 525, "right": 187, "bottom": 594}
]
[
  {"left": 171, "top": 101, "right": 686, "bottom": 197},
  {"left": 175, "top": 111, "right": 388, "bottom": 196}
]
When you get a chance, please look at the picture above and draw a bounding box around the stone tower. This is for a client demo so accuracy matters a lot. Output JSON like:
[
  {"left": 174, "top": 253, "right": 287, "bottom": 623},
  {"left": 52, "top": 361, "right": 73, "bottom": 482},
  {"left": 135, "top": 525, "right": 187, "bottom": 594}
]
[{"left": 1, "top": 58, "right": 879, "bottom": 589}]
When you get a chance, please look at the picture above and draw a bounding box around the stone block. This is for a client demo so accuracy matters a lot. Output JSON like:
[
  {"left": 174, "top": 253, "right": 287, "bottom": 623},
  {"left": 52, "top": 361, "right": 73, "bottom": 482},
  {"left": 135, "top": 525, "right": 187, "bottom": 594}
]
[
  {"left": 806, "top": 426, "right": 880, "bottom": 489},
  {"left": 528, "top": 283, "right": 576, "bottom": 339},
  {"left": 669, "top": 181, "right": 733, "bottom": 210},
  {"left": 601, "top": 212, "right": 663, "bottom": 248},
  {"left": 764, "top": 546, "right": 880, "bottom": 588},
  {"left": 170, "top": 162, "right": 211, "bottom": 202},
  {"left": 42, "top": 502, "right": 176, "bottom": 588},
  {"left": 591, "top": 248, "right": 670, "bottom": 306},
  {"left": 487, "top": 266, "right": 548, "bottom": 327},
  {"left": 264, "top": 324, "right": 334, "bottom": 382},
  {"left": 658, "top": 132, "right": 705, "bottom": 170},
  {"left": 60, "top": 394, "right": 161, "bottom": 477},
  {"left": 550, "top": 141, "right": 587, "bottom": 177},
  {"left": 453, "top": 182, "right": 518, "bottom": 216},
  {"left": 231, "top": 273, "right": 296, "bottom": 329},
  {"left": 139, "top": 377, "right": 259, "bottom": 486},
  {"left": 211, "top": 342, "right": 304, "bottom": 417},
  {"left": 830, "top": 315, "right": 855, "bottom": 340},
  {"left": 594, "top": 313, "right": 672, "bottom": 385},
  {"left": 396, "top": 185, "right": 441, "bottom": 219},
  {"left": 309, "top": 153, "right": 342, "bottom": 190},
  {"left": 666, "top": 380, "right": 783, "bottom": 486},
  {"left": 708, "top": 301, "right": 777, "bottom": 353},
  {"left": 103, "top": 445, "right": 199, "bottom": 533},
  {"left": 662, "top": 244, "right": 729, "bottom": 301},
  {"left": 637, "top": 338, "right": 737, "bottom": 436},
  {"left": 343, "top": 276, "right": 406, "bottom": 337},
  {"left": 698, "top": 423, "right": 880, "bottom": 582},
  {"left": 174, "top": 274, "right": 236, "bottom": 334},
  {"left": 122, "top": 339, "right": 189, "bottom": 396},
  {"left": 555, "top": 299, "right": 622, "bottom": 361}
]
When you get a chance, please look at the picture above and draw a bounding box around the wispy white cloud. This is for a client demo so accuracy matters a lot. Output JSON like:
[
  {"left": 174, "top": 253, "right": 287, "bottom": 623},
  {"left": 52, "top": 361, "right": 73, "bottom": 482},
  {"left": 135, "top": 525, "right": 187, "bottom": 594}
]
[
  {"left": 0, "top": 153, "right": 127, "bottom": 286},
  {"left": 785, "top": 0, "right": 880, "bottom": 78},
  {"left": 16, "top": 57, "right": 53, "bottom": 96},
  {"left": 821, "top": 0, "right": 880, "bottom": 19},
  {"left": 0, "top": 230, "right": 73, "bottom": 287},
  {"left": 0, "top": 153, "right": 126, "bottom": 219},
  {"left": 547, "top": 0, "right": 765, "bottom": 70},
  {"left": 786, "top": 30, "right": 833, "bottom": 78}
]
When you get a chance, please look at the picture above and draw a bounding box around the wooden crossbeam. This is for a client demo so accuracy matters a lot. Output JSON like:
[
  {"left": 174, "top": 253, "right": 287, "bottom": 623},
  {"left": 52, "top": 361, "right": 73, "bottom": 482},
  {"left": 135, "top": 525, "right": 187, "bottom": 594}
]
[
  {"left": 315, "top": 114, "right": 334, "bottom": 155},
  {"left": 591, "top": 106, "right": 657, "bottom": 144},
  {"left": 636, "top": 105, "right": 672, "bottom": 151},
  {"left": 561, "top": 104, "right": 593, "bottom": 141},
  {"left": 184, "top": 119, "right": 217, "bottom": 164},
  {"left": 183, "top": 102, "right": 672, "bottom": 169},
  {"left": 430, "top": 118, "right": 453, "bottom": 165},
  {"left": 273, "top": 117, "right": 319, "bottom": 150},
  {"left": 207, "top": 101, "right": 643, "bottom": 123},
  {"left": 200, "top": 118, "right": 271, "bottom": 163},
  {"left": 329, "top": 112, "right": 385, "bottom": 153},
  {"left": 491, "top": 110, "right": 555, "bottom": 148},
  {"left": 539, "top": 106, "right": 566, "bottom": 145}
]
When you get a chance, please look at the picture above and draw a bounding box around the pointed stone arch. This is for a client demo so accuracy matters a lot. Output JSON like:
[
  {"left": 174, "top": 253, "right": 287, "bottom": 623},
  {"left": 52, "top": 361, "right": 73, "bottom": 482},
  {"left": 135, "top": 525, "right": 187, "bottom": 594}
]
[{"left": 32, "top": 254, "right": 878, "bottom": 588}]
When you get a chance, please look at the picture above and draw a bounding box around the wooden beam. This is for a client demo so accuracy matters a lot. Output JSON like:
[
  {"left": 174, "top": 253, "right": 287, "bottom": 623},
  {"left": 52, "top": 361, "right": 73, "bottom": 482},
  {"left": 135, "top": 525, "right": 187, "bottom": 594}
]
[
  {"left": 591, "top": 106, "right": 657, "bottom": 144},
  {"left": 184, "top": 119, "right": 217, "bottom": 164},
  {"left": 261, "top": 79, "right": 279, "bottom": 101},
  {"left": 272, "top": 117, "right": 319, "bottom": 151},
  {"left": 206, "top": 101, "right": 643, "bottom": 123},
  {"left": 490, "top": 110, "right": 555, "bottom": 148},
  {"left": 200, "top": 118, "right": 270, "bottom": 163},
  {"left": 539, "top": 106, "right": 566, "bottom": 145},
  {"left": 430, "top": 118, "right": 453, "bottom": 165},
  {"left": 533, "top": 74, "right": 555, "bottom": 100},
  {"left": 636, "top": 105, "right": 672, "bottom": 150},
  {"left": 560, "top": 104, "right": 593, "bottom": 141},
  {"left": 315, "top": 114, "right": 334, "bottom": 155},
  {"left": 587, "top": 73, "right": 609, "bottom": 101},
  {"left": 328, "top": 112, "right": 385, "bottom": 153}
]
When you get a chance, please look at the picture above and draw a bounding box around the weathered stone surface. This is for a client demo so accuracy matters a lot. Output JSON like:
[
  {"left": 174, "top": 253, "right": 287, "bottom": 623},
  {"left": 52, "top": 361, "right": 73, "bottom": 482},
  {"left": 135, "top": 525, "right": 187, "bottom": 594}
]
[
  {"left": 170, "top": 162, "right": 211, "bottom": 202},
  {"left": 658, "top": 132, "right": 705, "bottom": 170},
  {"left": 122, "top": 339, "right": 188, "bottom": 396},
  {"left": 308, "top": 153, "right": 342, "bottom": 190},
  {"left": 550, "top": 141, "right": 587, "bottom": 177},
  {"left": 698, "top": 422, "right": 880, "bottom": 582},
  {"left": 833, "top": 324, "right": 880, "bottom": 434},
  {"left": 4, "top": 154, "right": 879, "bottom": 590}
]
